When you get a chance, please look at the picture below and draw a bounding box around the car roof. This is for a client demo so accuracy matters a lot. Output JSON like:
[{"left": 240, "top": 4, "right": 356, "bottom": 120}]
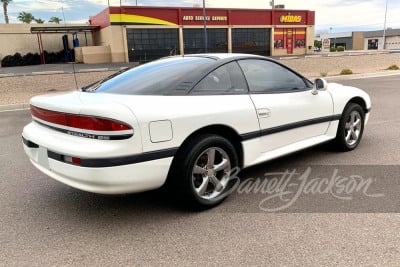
[{"left": 179, "top": 53, "right": 267, "bottom": 60}]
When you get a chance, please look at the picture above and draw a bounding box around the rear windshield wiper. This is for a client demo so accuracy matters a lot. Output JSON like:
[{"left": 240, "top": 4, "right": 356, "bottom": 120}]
[{"left": 81, "top": 67, "right": 132, "bottom": 92}]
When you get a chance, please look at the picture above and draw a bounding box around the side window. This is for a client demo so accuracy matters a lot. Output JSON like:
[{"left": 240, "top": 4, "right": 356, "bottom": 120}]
[
  {"left": 238, "top": 59, "right": 308, "bottom": 93},
  {"left": 192, "top": 62, "right": 248, "bottom": 94}
]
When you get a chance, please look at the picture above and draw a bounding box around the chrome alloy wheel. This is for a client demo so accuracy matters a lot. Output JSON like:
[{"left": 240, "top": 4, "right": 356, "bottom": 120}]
[
  {"left": 345, "top": 110, "right": 362, "bottom": 146},
  {"left": 191, "top": 147, "right": 232, "bottom": 200}
]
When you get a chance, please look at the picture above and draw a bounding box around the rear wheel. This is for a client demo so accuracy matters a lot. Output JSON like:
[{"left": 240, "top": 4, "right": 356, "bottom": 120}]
[
  {"left": 334, "top": 103, "right": 365, "bottom": 151},
  {"left": 169, "top": 134, "right": 239, "bottom": 209}
]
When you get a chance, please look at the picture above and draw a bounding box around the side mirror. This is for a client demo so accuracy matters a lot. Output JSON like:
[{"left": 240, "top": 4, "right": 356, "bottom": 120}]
[{"left": 311, "top": 78, "right": 328, "bottom": 95}]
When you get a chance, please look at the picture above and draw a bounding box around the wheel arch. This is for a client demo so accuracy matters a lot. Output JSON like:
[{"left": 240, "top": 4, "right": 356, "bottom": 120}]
[
  {"left": 346, "top": 97, "right": 368, "bottom": 113},
  {"left": 174, "top": 124, "right": 244, "bottom": 168}
]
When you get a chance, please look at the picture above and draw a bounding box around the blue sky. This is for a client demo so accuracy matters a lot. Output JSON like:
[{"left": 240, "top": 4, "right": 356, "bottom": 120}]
[{"left": 2, "top": 0, "right": 400, "bottom": 33}]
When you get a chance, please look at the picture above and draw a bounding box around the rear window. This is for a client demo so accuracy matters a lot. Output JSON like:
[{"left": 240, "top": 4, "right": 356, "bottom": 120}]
[{"left": 87, "top": 57, "right": 215, "bottom": 95}]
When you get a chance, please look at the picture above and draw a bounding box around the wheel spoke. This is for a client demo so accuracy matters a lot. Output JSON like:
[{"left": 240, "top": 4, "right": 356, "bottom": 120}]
[
  {"left": 193, "top": 165, "right": 207, "bottom": 175},
  {"left": 350, "top": 112, "right": 356, "bottom": 124},
  {"left": 345, "top": 122, "right": 352, "bottom": 130},
  {"left": 206, "top": 148, "right": 216, "bottom": 169},
  {"left": 353, "top": 118, "right": 361, "bottom": 129},
  {"left": 213, "top": 158, "right": 229, "bottom": 172},
  {"left": 351, "top": 129, "right": 358, "bottom": 141},
  {"left": 345, "top": 130, "right": 352, "bottom": 142},
  {"left": 209, "top": 175, "right": 223, "bottom": 192},
  {"left": 196, "top": 176, "right": 210, "bottom": 196}
]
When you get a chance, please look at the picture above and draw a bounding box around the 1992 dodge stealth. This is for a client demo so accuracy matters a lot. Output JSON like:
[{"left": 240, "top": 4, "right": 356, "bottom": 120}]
[{"left": 22, "top": 54, "right": 371, "bottom": 208}]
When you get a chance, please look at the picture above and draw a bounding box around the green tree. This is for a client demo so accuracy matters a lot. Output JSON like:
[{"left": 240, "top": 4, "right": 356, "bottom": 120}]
[
  {"left": 17, "top": 11, "right": 35, "bottom": 24},
  {"left": 314, "top": 40, "right": 322, "bottom": 49},
  {"left": 34, "top": 18, "right": 45, "bottom": 23},
  {"left": 49, "top": 16, "right": 62, "bottom": 24},
  {"left": 1, "top": 0, "right": 12, "bottom": 24}
]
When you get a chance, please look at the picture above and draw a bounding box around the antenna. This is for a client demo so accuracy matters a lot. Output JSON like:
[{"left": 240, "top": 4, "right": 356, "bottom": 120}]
[
  {"left": 61, "top": 3, "right": 79, "bottom": 90},
  {"left": 71, "top": 55, "right": 79, "bottom": 90}
]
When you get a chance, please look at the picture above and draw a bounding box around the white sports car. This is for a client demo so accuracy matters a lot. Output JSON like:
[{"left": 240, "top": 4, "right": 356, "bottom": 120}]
[{"left": 22, "top": 54, "right": 371, "bottom": 208}]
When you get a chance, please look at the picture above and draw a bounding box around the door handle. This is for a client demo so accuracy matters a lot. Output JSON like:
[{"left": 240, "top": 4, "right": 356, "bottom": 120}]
[{"left": 257, "top": 108, "right": 271, "bottom": 118}]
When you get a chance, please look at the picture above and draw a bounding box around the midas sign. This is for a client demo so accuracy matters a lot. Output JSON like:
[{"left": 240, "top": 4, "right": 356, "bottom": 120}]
[{"left": 280, "top": 15, "right": 302, "bottom": 23}]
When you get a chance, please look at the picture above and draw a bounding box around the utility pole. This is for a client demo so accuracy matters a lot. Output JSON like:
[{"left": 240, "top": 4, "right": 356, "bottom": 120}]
[
  {"left": 202, "top": 0, "right": 208, "bottom": 53},
  {"left": 61, "top": 6, "right": 67, "bottom": 26},
  {"left": 270, "top": 0, "right": 275, "bottom": 8},
  {"left": 383, "top": 0, "right": 388, "bottom": 50}
]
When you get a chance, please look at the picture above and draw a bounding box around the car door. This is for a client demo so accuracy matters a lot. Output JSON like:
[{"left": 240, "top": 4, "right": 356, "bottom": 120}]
[{"left": 238, "top": 59, "right": 334, "bottom": 153}]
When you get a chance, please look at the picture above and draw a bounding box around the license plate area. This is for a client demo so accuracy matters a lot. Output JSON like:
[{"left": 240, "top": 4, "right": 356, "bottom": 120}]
[{"left": 30, "top": 145, "right": 50, "bottom": 170}]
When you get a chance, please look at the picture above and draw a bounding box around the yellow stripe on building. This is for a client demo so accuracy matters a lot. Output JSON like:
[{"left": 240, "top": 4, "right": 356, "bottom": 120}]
[
  {"left": 274, "top": 31, "right": 306, "bottom": 35},
  {"left": 110, "top": 14, "right": 177, "bottom": 26}
]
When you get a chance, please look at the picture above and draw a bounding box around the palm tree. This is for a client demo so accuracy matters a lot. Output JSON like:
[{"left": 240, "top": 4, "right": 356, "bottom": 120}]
[
  {"left": 49, "top": 16, "right": 62, "bottom": 24},
  {"left": 34, "top": 18, "right": 45, "bottom": 24},
  {"left": 1, "top": 0, "right": 12, "bottom": 24},
  {"left": 17, "top": 11, "right": 35, "bottom": 24}
]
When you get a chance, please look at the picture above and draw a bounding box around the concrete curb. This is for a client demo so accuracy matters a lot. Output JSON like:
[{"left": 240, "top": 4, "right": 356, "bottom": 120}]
[
  {"left": 0, "top": 73, "right": 15, "bottom": 77},
  {"left": 0, "top": 103, "right": 30, "bottom": 112},
  {"left": 319, "top": 70, "right": 400, "bottom": 81},
  {"left": 79, "top": 68, "right": 109, "bottom": 73},
  {"left": 0, "top": 67, "right": 120, "bottom": 78},
  {"left": 31, "top": 71, "right": 66, "bottom": 75},
  {"left": 280, "top": 50, "right": 390, "bottom": 60}
]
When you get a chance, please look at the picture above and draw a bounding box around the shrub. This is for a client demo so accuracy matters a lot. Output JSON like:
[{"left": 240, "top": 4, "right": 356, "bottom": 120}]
[
  {"left": 330, "top": 47, "right": 337, "bottom": 52},
  {"left": 320, "top": 71, "right": 328, "bottom": 77},
  {"left": 340, "top": 68, "right": 353, "bottom": 75},
  {"left": 1, "top": 55, "right": 14, "bottom": 67},
  {"left": 336, "top": 46, "right": 345, "bottom": 52},
  {"left": 11, "top": 53, "right": 23, "bottom": 66},
  {"left": 1, "top": 49, "right": 75, "bottom": 67},
  {"left": 22, "top": 53, "right": 41, "bottom": 65},
  {"left": 386, "top": 64, "right": 399, "bottom": 70}
]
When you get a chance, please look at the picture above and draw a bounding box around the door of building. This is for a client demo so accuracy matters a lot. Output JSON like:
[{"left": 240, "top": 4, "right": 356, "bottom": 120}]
[{"left": 286, "top": 29, "right": 293, "bottom": 54}]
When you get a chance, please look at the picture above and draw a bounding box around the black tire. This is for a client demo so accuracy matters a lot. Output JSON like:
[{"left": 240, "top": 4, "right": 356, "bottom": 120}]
[
  {"left": 168, "top": 134, "right": 239, "bottom": 209},
  {"left": 334, "top": 103, "right": 365, "bottom": 151}
]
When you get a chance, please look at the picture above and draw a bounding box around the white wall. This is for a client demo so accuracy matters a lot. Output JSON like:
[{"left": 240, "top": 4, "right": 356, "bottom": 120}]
[{"left": 385, "top": 36, "right": 400, "bottom": 50}]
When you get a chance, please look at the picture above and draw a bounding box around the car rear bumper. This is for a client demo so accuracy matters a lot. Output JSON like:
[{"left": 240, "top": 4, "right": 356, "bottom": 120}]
[{"left": 22, "top": 140, "right": 173, "bottom": 194}]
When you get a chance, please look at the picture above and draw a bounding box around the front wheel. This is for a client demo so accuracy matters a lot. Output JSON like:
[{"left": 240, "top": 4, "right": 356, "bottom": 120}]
[
  {"left": 169, "top": 134, "right": 239, "bottom": 209},
  {"left": 334, "top": 103, "right": 365, "bottom": 151}
]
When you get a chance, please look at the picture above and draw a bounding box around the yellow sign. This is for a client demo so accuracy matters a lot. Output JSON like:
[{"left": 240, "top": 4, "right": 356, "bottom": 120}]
[{"left": 280, "top": 15, "right": 302, "bottom": 23}]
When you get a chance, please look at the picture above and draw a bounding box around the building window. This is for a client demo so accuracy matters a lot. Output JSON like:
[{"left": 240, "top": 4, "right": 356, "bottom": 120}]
[
  {"left": 232, "top": 28, "right": 271, "bottom": 56},
  {"left": 183, "top": 28, "right": 227, "bottom": 54},
  {"left": 126, "top": 29, "right": 179, "bottom": 63},
  {"left": 274, "top": 28, "right": 285, "bottom": 49},
  {"left": 294, "top": 28, "right": 306, "bottom": 48},
  {"left": 368, "top": 39, "right": 379, "bottom": 50},
  {"left": 274, "top": 28, "right": 306, "bottom": 49}
]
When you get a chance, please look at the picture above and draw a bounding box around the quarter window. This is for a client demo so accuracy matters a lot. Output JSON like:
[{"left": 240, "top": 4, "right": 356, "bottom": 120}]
[
  {"left": 238, "top": 59, "right": 308, "bottom": 93},
  {"left": 192, "top": 62, "right": 248, "bottom": 94}
]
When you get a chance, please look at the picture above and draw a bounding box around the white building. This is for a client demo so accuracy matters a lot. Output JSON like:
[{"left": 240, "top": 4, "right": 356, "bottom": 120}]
[{"left": 315, "top": 28, "right": 400, "bottom": 51}]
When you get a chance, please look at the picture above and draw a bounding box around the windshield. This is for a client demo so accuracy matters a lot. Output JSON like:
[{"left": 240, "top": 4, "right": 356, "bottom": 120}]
[{"left": 86, "top": 56, "right": 215, "bottom": 95}]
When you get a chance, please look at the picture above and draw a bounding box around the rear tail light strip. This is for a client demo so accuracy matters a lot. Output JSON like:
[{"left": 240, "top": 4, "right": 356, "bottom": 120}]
[{"left": 31, "top": 105, "right": 133, "bottom": 140}]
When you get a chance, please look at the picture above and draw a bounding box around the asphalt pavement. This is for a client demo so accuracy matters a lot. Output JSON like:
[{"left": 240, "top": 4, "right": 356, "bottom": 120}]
[{"left": 1, "top": 75, "right": 399, "bottom": 265}]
